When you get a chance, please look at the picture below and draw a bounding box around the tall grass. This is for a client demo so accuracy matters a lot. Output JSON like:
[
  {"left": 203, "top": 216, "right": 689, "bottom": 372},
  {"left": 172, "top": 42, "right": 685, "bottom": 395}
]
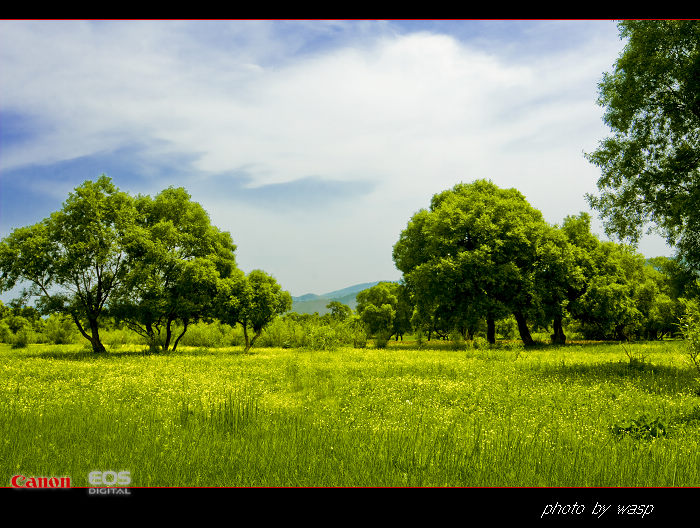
[{"left": 1, "top": 341, "right": 698, "bottom": 486}]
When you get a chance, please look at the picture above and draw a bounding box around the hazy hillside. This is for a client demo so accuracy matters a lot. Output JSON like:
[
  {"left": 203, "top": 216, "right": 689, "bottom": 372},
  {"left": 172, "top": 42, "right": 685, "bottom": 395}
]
[{"left": 290, "top": 281, "right": 396, "bottom": 315}]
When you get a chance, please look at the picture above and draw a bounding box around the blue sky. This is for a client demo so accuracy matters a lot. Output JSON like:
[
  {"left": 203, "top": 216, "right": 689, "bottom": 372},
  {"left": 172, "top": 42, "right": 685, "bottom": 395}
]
[{"left": 0, "top": 20, "right": 674, "bottom": 300}]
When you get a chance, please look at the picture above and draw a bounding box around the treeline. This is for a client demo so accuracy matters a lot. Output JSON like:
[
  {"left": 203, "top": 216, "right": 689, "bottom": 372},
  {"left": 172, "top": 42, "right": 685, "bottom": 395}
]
[
  {"left": 2, "top": 177, "right": 699, "bottom": 352},
  {"left": 0, "top": 296, "right": 516, "bottom": 350},
  {"left": 391, "top": 180, "right": 700, "bottom": 346},
  {"left": 0, "top": 176, "right": 291, "bottom": 353},
  {"left": 0, "top": 268, "right": 696, "bottom": 351}
]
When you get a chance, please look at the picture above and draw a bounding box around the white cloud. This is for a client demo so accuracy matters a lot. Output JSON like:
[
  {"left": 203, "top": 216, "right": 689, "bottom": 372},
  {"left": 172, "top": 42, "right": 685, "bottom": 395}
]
[
  {"left": 1, "top": 20, "right": 672, "bottom": 295},
  {"left": 0, "top": 23, "right": 607, "bottom": 187}
]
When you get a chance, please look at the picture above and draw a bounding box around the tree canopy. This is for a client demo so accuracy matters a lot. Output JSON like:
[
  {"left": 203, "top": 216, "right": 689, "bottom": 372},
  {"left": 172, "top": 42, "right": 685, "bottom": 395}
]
[
  {"left": 326, "top": 300, "right": 352, "bottom": 322},
  {"left": 0, "top": 176, "right": 137, "bottom": 353},
  {"left": 393, "top": 179, "right": 565, "bottom": 345},
  {"left": 586, "top": 20, "right": 700, "bottom": 270},
  {"left": 355, "top": 281, "right": 412, "bottom": 341},
  {"left": 110, "top": 186, "right": 239, "bottom": 352},
  {"left": 216, "top": 269, "right": 292, "bottom": 352}
]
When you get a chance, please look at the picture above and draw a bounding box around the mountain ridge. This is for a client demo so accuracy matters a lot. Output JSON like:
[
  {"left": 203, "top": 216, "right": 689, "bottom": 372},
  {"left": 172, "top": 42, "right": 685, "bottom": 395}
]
[{"left": 290, "top": 280, "right": 398, "bottom": 315}]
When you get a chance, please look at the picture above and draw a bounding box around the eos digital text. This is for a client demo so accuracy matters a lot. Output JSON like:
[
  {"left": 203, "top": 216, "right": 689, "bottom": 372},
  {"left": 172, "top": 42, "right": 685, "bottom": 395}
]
[{"left": 88, "top": 470, "right": 132, "bottom": 496}]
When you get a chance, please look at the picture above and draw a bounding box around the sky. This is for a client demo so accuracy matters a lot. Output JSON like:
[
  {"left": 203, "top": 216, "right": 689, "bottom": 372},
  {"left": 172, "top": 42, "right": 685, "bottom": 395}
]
[{"left": 0, "top": 20, "right": 676, "bottom": 301}]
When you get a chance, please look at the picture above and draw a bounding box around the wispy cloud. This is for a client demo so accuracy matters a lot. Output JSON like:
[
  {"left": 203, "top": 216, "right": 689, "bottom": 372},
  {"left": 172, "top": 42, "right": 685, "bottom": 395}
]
[{"left": 0, "top": 20, "right": 670, "bottom": 296}]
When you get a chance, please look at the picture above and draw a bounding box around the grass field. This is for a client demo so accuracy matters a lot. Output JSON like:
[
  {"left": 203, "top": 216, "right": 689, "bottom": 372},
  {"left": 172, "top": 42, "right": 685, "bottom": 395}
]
[{"left": 1, "top": 339, "right": 699, "bottom": 487}]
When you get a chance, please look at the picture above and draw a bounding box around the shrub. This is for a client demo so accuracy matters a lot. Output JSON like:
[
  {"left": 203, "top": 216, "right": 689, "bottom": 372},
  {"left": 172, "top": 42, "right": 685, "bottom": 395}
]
[
  {"left": 177, "top": 321, "right": 241, "bottom": 348},
  {"left": 258, "top": 316, "right": 366, "bottom": 350},
  {"left": 309, "top": 325, "right": 340, "bottom": 351},
  {"left": 352, "top": 326, "right": 368, "bottom": 349},
  {"left": 621, "top": 342, "right": 650, "bottom": 371},
  {"left": 10, "top": 327, "right": 30, "bottom": 349},
  {"left": 257, "top": 318, "right": 292, "bottom": 348},
  {"left": 496, "top": 316, "right": 518, "bottom": 339},
  {"left": 102, "top": 327, "right": 146, "bottom": 348},
  {"left": 449, "top": 328, "right": 465, "bottom": 350},
  {"left": 414, "top": 328, "right": 425, "bottom": 349},
  {"left": 470, "top": 336, "right": 490, "bottom": 350},
  {"left": 0, "top": 321, "right": 11, "bottom": 343},
  {"left": 374, "top": 331, "right": 391, "bottom": 349},
  {"left": 43, "top": 314, "right": 78, "bottom": 344}
]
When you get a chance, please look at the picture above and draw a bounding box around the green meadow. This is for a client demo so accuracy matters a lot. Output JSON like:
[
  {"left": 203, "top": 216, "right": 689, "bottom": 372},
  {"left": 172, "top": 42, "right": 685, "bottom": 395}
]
[{"left": 2, "top": 339, "right": 699, "bottom": 487}]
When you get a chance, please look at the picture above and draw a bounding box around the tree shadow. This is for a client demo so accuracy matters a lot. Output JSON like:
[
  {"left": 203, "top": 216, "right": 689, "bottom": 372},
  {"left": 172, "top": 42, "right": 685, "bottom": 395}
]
[
  {"left": 12, "top": 344, "right": 247, "bottom": 361},
  {"left": 528, "top": 358, "right": 698, "bottom": 396}
]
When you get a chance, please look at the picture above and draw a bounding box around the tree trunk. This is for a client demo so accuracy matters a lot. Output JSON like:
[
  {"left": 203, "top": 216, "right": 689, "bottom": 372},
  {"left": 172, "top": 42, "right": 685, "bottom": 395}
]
[
  {"left": 615, "top": 325, "right": 629, "bottom": 342},
  {"left": 243, "top": 325, "right": 251, "bottom": 352},
  {"left": 145, "top": 322, "right": 159, "bottom": 352},
  {"left": 172, "top": 319, "right": 189, "bottom": 352},
  {"left": 513, "top": 311, "right": 535, "bottom": 346},
  {"left": 88, "top": 317, "right": 107, "bottom": 353},
  {"left": 71, "top": 313, "right": 92, "bottom": 343},
  {"left": 249, "top": 329, "right": 262, "bottom": 351},
  {"left": 486, "top": 316, "right": 496, "bottom": 344},
  {"left": 162, "top": 315, "right": 176, "bottom": 352},
  {"left": 551, "top": 315, "right": 566, "bottom": 344},
  {"left": 163, "top": 327, "right": 171, "bottom": 352}
]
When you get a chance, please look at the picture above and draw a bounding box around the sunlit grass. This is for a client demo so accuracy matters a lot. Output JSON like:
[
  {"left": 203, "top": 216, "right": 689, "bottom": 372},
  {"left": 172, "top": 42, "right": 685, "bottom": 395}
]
[{"left": 1, "top": 340, "right": 699, "bottom": 486}]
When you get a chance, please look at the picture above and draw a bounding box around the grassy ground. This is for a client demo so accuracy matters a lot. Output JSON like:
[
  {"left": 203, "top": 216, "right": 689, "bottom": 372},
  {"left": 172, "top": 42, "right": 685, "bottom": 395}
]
[{"left": 1, "top": 339, "right": 699, "bottom": 487}]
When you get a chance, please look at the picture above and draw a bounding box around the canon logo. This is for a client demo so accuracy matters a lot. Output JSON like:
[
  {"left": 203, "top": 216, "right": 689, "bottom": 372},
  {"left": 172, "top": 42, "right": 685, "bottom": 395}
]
[{"left": 11, "top": 475, "right": 71, "bottom": 488}]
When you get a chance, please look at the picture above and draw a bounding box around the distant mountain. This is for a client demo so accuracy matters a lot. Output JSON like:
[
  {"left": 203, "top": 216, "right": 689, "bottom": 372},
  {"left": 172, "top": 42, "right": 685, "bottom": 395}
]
[
  {"left": 290, "top": 281, "right": 397, "bottom": 315},
  {"left": 293, "top": 293, "right": 323, "bottom": 303}
]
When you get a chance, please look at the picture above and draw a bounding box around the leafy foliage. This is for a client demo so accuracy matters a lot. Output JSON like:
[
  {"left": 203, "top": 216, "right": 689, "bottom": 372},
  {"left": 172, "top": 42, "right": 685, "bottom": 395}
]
[
  {"left": 326, "top": 300, "right": 352, "bottom": 322},
  {"left": 586, "top": 20, "right": 700, "bottom": 269},
  {"left": 394, "top": 180, "right": 569, "bottom": 346},
  {"left": 110, "top": 186, "right": 238, "bottom": 352},
  {"left": 356, "top": 281, "right": 412, "bottom": 342},
  {"left": 43, "top": 314, "right": 78, "bottom": 345},
  {"left": 0, "top": 176, "right": 137, "bottom": 353},
  {"left": 612, "top": 414, "right": 668, "bottom": 441},
  {"left": 678, "top": 299, "right": 700, "bottom": 387},
  {"left": 216, "top": 269, "right": 292, "bottom": 352},
  {"left": 562, "top": 215, "right": 688, "bottom": 341},
  {"left": 10, "top": 327, "right": 30, "bottom": 349}
]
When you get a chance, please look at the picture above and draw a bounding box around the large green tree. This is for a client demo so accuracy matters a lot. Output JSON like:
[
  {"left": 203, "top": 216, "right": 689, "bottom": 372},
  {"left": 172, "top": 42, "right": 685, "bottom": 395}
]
[
  {"left": 393, "top": 180, "right": 564, "bottom": 346},
  {"left": 586, "top": 20, "right": 700, "bottom": 269},
  {"left": 110, "top": 187, "right": 239, "bottom": 352},
  {"left": 0, "top": 176, "right": 136, "bottom": 353}
]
